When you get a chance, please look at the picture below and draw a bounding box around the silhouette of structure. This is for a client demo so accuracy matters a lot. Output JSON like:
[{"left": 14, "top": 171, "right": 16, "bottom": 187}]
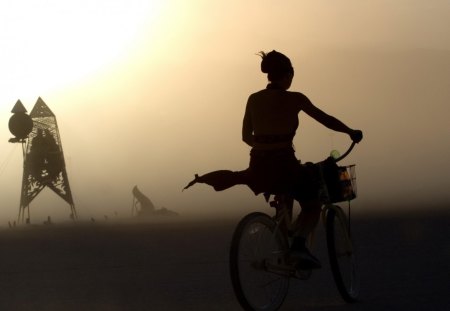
[
  {"left": 14, "top": 98, "right": 76, "bottom": 222},
  {"left": 132, "top": 186, "right": 178, "bottom": 217},
  {"left": 132, "top": 185, "right": 155, "bottom": 215},
  {"left": 9, "top": 100, "right": 33, "bottom": 143}
]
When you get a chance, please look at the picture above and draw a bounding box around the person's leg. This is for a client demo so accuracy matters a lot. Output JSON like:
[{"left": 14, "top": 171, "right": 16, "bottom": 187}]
[
  {"left": 291, "top": 160, "right": 322, "bottom": 238},
  {"left": 273, "top": 195, "right": 293, "bottom": 236},
  {"left": 294, "top": 199, "right": 322, "bottom": 238},
  {"left": 288, "top": 199, "right": 322, "bottom": 269}
]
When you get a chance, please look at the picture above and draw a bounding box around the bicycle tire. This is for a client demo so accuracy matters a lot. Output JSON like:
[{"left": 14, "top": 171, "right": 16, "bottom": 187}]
[
  {"left": 229, "top": 212, "right": 289, "bottom": 311},
  {"left": 326, "top": 207, "right": 359, "bottom": 302}
]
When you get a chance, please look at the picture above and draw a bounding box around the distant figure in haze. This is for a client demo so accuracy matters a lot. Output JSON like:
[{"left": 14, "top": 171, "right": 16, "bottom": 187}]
[
  {"left": 242, "top": 50, "right": 363, "bottom": 268},
  {"left": 43, "top": 216, "right": 52, "bottom": 225},
  {"left": 132, "top": 186, "right": 156, "bottom": 214},
  {"left": 132, "top": 186, "right": 179, "bottom": 217}
]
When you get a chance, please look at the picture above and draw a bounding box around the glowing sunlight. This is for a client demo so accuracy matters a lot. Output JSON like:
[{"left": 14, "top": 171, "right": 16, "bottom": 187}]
[{"left": 0, "top": 0, "right": 165, "bottom": 106}]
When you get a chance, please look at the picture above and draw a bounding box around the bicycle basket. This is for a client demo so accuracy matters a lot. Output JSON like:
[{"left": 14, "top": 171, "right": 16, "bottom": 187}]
[{"left": 321, "top": 158, "right": 357, "bottom": 203}]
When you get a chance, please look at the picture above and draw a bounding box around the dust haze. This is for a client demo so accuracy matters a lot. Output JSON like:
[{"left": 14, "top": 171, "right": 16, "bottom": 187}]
[{"left": 0, "top": 1, "right": 449, "bottom": 224}]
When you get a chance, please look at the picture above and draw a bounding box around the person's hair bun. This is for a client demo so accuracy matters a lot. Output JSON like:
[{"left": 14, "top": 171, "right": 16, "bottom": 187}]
[
  {"left": 259, "top": 51, "right": 270, "bottom": 73},
  {"left": 258, "top": 50, "right": 293, "bottom": 78}
]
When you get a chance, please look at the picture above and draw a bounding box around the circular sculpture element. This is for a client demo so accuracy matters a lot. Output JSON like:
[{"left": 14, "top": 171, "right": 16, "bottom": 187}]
[{"left": 9, "top": 113, "right": 33, "bottom": 139}]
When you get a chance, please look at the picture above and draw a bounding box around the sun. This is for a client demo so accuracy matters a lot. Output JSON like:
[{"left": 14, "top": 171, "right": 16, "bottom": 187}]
[{"left": 0, "top": 0, "right": 165, "bottom": 106}]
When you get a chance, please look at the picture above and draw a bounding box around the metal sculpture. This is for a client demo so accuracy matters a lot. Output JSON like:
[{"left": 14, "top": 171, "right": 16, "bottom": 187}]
[
  {"left": 131, "top": 185, "right": 156, "bottom": 216},
  {"left": 9, "top": 100, "right": 33, "bottom": 143},
  {"left": 12, "top": 97, "right": 76, "bottom": 222},
  {"left": 132, "top": 185, "right": 178, "bottom": 217}
]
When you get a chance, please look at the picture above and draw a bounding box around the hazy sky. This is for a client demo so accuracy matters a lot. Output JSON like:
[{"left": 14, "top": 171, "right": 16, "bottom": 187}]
[{"left": 0, "top": 0, "right": 449, "bottom": 222}]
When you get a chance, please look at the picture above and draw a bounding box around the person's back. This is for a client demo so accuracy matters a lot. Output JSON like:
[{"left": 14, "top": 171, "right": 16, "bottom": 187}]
[{"left": 245, "top": 88, "right": 315, "bottom": 151}]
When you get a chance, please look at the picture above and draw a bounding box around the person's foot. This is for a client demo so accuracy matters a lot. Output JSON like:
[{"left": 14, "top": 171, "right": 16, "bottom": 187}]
[
  {"left": 288, "top": 247, "right": 322, "bottom": 270},
  {"left": 288, "top": 237, "right": 321, "bottom": 270}
]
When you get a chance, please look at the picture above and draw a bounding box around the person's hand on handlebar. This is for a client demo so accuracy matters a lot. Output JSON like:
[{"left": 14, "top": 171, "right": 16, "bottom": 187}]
[{"left": 349, "top": 129, "right": 363, "bottom": 143}]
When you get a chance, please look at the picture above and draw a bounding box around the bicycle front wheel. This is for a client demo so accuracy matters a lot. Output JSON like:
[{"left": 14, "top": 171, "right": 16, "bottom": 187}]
[
  {"left": 326, "top": 207, "right": 359, "bottom": 302},
  {"left": 230, "top": 212, "right": 289, "bottom": 311}
]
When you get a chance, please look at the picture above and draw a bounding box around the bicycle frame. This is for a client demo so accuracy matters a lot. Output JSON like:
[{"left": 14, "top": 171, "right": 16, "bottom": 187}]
[{"left": 265, "top": 142, "right": 357, "bottom": 273}]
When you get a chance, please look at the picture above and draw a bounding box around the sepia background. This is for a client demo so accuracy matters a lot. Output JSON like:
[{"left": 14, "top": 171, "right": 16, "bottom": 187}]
[{"left": 0, "top": 0, "right": 449, "bottom": 223}]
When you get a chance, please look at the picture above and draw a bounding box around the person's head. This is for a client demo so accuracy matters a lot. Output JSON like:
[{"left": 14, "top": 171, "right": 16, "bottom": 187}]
[{"left": 259, "top": 50, "right": 294, "bottom": 89}]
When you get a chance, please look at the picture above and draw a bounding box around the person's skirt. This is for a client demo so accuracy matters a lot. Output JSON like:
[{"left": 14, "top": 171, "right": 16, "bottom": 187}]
[
  {"left": 247, "top": 147, "right": 320, "bottom": 202},
  {"left": 183, "top": 147, "right": 320, "bottom": 202}
]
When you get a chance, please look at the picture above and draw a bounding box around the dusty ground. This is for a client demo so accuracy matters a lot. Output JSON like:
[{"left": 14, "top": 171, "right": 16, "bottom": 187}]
[{"left": 0, "top": 208, "right": 448, "bottom": 311}]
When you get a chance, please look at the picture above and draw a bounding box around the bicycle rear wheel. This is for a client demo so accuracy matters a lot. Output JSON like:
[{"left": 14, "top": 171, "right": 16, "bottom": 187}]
[
  {"left": 325, "top": 207, "right": 359, "bottom": 302},
  {"left": 230, "top": 212, "right": 289, "bottom": 311}
]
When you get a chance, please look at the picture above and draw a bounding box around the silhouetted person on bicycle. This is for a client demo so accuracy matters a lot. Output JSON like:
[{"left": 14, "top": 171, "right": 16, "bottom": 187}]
[{"left": 243, "top": 50, "right": 363, "bottom": 269}]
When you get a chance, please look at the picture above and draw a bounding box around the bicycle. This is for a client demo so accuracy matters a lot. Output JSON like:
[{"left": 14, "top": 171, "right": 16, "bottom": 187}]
[{"left": 229, "top": 142, "right": 359, "bottom": 311}]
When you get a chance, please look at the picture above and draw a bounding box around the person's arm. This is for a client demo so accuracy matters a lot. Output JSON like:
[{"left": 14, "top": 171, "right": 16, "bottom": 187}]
[
  {"left": 300, "top": 95, "right": 363, "bottom": 142},
  {"left": 242, "top": 98, "right": 254, "bottom": 147}
]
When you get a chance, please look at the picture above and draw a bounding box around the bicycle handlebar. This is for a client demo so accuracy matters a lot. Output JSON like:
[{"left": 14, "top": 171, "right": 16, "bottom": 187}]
[{"left": 334, "top": 141, "right": 357, "bottom": 163}]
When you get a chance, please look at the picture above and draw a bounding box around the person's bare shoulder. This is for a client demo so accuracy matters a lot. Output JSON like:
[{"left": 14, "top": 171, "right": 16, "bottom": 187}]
[{"left": 286, "top": 91, "right": 311, "bottom": 110}]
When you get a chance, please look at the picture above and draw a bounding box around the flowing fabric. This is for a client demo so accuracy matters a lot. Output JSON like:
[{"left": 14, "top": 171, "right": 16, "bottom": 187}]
[
  {"left": 183, "top": 165, "right": 319, "bottom": 202},
  {"left": 183, "top": 170, "right": 249, "bottom": 192}
]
